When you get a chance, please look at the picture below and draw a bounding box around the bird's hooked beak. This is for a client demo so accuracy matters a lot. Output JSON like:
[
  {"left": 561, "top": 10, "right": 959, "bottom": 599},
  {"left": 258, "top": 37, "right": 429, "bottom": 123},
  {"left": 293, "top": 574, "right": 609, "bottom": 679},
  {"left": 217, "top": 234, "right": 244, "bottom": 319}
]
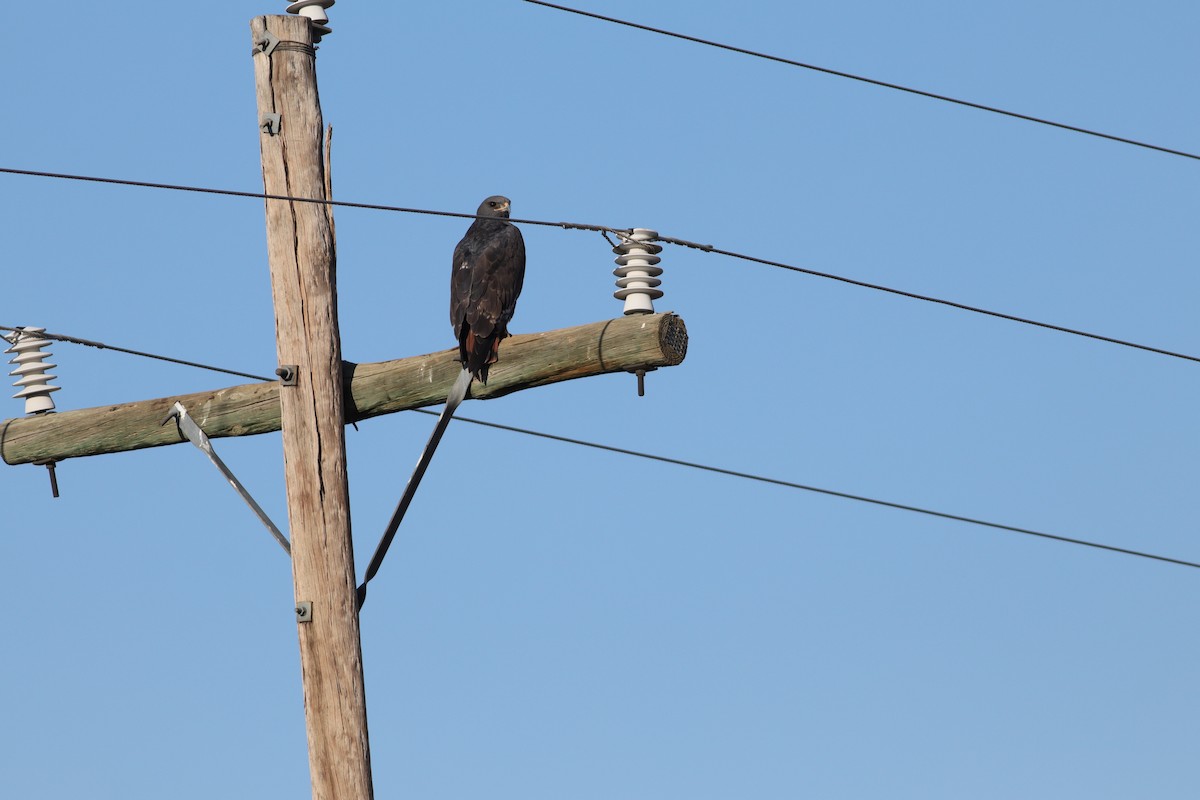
[{"left": 499, "top": 200, "right": 511, "bottom": 214}]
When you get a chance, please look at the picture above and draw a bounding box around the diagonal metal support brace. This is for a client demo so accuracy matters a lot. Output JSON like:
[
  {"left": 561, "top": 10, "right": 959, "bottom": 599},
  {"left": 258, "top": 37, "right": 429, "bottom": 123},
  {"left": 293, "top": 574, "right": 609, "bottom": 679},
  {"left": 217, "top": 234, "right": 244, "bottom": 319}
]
[
  {"left": 162, "top": 401, "right": 291, "bottom": 555},
  {"left": 356, "top": 368, "right": 473, "bottom": 610}
]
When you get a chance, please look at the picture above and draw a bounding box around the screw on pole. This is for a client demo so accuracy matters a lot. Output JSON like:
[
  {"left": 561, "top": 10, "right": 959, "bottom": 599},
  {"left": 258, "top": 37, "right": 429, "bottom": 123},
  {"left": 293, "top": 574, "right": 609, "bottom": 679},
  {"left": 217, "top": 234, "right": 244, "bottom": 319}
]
[
  {"left": 35, "top": 460, "right": 59, "bottom": 498},
  {"left": 285, "top": 0, "right": 335, "bottom": 42},
  {"left": 613, "top": 229, "right": 664, "bottom": 395},
  {"left": 5, "top": 327, "right": 62, "bottom": 496}
]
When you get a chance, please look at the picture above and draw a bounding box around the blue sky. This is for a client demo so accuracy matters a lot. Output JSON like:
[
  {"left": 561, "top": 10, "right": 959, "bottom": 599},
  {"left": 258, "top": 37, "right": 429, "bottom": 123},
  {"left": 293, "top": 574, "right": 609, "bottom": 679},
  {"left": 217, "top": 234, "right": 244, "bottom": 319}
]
[{"left": 4, "top": 2, "right": 1199, "bottom": 798}]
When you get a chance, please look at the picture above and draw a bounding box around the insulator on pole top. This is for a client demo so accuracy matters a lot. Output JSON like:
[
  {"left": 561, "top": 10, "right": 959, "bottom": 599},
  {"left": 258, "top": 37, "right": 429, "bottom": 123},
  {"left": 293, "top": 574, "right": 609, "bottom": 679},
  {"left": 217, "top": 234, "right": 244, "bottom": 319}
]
[
  {"left": 286, "top": 0, "right": 334, "bottom": 42},
  {"left": 613, "top": 228, "right": 664, "bottom": 315},
  {"left": 4, "top": 327, "right": 60, "bottom": 415}
]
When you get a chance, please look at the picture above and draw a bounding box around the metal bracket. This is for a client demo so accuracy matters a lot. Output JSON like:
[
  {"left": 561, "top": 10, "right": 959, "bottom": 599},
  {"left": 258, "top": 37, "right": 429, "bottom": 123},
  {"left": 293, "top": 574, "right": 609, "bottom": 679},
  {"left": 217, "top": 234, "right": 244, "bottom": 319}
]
[
  {"left": 255, "top": 30, "right": 280, "bottom": 57},
  {"left": 296, "top": 601, "right": 313, "bottom": 623},
  {"left": 260, "top": 113, "right": 282, "bottom": 136},
  {"left": 161, "top": 401, "right": 291, "bottom": 555},
  {"left": 629, "top": 367, "right": 657, "bottom": 397},
  {"left": 33, "top": 459, "right": 60, "bottom": 498},
  {"left": 276, "top": 364, "right": 298, "bottom": 385}
]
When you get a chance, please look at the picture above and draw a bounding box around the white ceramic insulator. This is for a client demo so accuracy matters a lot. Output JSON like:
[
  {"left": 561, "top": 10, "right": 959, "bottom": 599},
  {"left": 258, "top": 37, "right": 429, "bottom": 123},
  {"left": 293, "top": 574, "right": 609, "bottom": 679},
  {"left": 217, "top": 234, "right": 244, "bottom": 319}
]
[
  {"left": 286, "top": 0, "right": 333, "bottom": 40},
  {"left": 613, "top": 228, "right": 664, "bottom": 315},
  {"left": 5, "top": 328, "right": 60, "bottom": 414}
]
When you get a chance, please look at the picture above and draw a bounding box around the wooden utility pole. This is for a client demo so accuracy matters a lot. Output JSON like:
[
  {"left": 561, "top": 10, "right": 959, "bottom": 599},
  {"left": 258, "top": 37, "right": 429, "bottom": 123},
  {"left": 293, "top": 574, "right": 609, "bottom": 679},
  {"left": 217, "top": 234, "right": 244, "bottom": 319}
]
[
  {"left": 0, "top": 14, "right": 692, "bottom": 797},
  {"left": 250, "top": 15, "right": 372, "bottom": 800}
]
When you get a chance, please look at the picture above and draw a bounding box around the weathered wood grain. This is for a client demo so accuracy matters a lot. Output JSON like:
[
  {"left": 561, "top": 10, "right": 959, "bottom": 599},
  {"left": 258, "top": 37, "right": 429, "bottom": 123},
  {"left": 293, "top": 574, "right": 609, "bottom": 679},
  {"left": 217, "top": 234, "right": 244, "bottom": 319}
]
[
  {"left": 252, "top": 16, "right": 372, "bottom": 800},
  {"left": 0, "top": 312, "right": 687, "bottom": 465}
]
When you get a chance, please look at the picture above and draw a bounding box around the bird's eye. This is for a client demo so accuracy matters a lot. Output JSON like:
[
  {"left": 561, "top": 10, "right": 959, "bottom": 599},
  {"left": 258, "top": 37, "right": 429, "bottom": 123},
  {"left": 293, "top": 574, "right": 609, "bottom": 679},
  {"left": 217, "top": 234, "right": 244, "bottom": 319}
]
[{"left": 489, "top": 201, "right": 498, "bottom": 207}]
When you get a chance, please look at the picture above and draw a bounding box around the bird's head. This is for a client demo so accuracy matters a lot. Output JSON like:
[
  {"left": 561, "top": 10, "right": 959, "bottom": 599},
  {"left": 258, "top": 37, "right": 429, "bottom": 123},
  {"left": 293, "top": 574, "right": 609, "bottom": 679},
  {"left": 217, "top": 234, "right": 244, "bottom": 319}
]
[{"left": 477, "top": 195, "right": 512, "bottom": 219}]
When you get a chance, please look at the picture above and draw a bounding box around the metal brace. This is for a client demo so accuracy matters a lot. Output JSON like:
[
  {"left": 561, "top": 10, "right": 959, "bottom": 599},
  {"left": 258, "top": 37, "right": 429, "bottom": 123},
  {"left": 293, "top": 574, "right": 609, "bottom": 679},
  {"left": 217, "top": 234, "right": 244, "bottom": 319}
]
[
  {"left": 162, "top": 401, "right": 291, "bottom": 555},
  {"left": 295, "top": 601, "right": 313, "bottom": 623},
  {"left": 255, "top": 30, "right": 281, "bottom": 57},
  {"left": 261, "top": 113, "right": 282, "bottom": 136}
]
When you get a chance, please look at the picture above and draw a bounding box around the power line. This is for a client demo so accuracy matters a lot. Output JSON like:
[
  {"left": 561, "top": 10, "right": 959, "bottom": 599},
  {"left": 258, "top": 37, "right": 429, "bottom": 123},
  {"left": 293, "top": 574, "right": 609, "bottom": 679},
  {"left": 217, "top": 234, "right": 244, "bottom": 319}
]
[
  {"left": 0, "top": 325, "right": 274, "bottom": 383},
  {"left": 0, "top": 166, "right": 628, "bottom": 236},
  {"left": 521, "top": 0, "right": 1200, "bottom": 163},
  {"left": 6, "top": 165, "right": 1198, "bottom": 366},
  {"left": 417, "top": 407, "right": 1200, "bottom": 572},
  {"left": 658, "top": 236, "right": 1200, "bottom": 365},
  {"left": 9, "top": 317, "right": 1191, "bottom": 571}
]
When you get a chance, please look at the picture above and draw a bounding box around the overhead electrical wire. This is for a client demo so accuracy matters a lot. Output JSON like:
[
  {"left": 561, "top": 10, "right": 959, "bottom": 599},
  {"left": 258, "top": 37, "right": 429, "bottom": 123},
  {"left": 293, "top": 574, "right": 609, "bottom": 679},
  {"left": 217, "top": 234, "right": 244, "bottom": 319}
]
[
  {"left": 0, "top": 166, "right": 628, "bottom": 237},
  {"left": 521, "top": 0, "right": 1200, "bottom": 163},
  {"left": 2, "top": 18, "right": 1190, "bottom": 590},
  {"left": 416, "top": 407, "right": 1200, "bottom": 571},
  {"left": 6, "top": 322, "right": 1195, "bottom": 573},
  {"left": 657, "top": 236, "right": 1200, "bottom": 365},
  {"left": 0, "top": 325, "right": 273, "bottom": 382},
  {"left": 5, "top": 164, "right": 1197, "bottom": 367}
]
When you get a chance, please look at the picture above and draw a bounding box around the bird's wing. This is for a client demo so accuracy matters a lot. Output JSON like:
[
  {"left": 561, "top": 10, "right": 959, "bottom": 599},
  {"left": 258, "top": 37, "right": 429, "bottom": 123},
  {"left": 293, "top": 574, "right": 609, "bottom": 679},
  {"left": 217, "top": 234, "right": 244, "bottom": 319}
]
[
  {"left": 450, "top": 235, "right": 476, "bottom": 338},
  {"left": 468, "top": 227, "right": 526, "bottom": 334},
  {"left": 505, "top": 229, "right": 526, "bottom": 322}
]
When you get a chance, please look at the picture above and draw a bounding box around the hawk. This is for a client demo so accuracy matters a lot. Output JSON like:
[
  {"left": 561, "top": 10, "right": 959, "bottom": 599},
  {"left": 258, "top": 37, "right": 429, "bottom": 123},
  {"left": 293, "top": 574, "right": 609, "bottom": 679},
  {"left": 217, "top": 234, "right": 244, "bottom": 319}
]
[
  {"left": 357, "top": 195, "right": 528, "bottom": 609},
  {"left": 450, "top": 195, "right": 526, "bottom": 384}
]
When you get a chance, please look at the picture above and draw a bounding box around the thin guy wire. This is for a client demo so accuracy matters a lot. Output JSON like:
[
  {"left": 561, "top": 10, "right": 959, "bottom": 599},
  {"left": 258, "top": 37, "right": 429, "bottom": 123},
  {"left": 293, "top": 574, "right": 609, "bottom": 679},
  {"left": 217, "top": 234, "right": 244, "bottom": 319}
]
[
  {"left": 521, "top": 0, "right": 1200, "bottom": 163},
  {"left": 5, "top": 165, "right": 1199, "bottom": 365},
  {"left": 0, "top": 325, "right": 274, "bottom": 382},
  {"left": 416, "top": 408, "right": 1200, "bottom": 571}
]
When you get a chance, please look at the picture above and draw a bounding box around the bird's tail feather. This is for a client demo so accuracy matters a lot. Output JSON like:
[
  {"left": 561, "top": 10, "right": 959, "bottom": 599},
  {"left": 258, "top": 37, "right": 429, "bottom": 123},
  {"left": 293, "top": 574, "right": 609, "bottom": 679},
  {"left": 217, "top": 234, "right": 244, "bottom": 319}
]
[{"left": 463, "top": 329, "right": 501, "bottom": 384}]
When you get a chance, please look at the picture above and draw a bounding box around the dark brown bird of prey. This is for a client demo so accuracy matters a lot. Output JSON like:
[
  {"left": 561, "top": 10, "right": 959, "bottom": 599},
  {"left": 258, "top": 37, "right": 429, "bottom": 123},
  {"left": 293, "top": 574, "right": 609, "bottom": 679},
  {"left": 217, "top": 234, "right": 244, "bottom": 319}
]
[
  {"left": 357, "top": 195, "right": 526, "bottom": 610},
  {"left": 450, "top": 195, "right": 526, "bottom": 384}
]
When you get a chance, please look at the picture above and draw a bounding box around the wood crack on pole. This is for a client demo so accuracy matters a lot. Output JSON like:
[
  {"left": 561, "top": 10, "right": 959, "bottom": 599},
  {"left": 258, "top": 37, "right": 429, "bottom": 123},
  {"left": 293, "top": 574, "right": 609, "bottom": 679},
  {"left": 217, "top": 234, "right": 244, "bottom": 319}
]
[{"left": 252, "top": 15, "right": 373, "bottom": 800}]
